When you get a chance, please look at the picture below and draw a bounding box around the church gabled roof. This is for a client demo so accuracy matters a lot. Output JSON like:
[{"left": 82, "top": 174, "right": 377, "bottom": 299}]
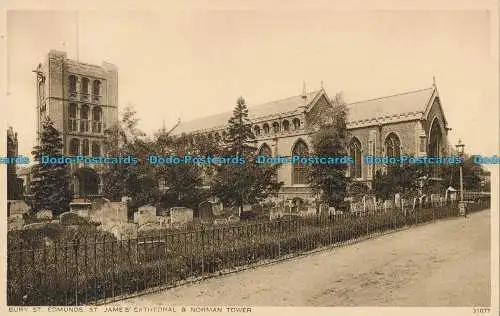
[
  {"left": 171, "top": 90, "right": 320, "bottom": 135},
  {"left": 346, "top": 86, "right": 438, "bottom": 128},
  {"left": 171, "top": 85, "right": 441, "bottom": 135}
]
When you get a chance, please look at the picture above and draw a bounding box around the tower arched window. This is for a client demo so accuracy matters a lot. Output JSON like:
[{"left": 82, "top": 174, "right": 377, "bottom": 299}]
[
  {"left": 69, "top": 75, "right": 77, "bottom": 94},
  {"left": 70, "top": 138, "right": 80, "bottom": 156},
  {"left": 68, "top": 103, "right": 78, "bottom": 132},
  {"left": 282, "top": 120, "right": 290, "bottom": 132},
  {"left": 80, "top": 104, "right": 90, "bottom": 132},
  {"left": 92, "top": 141, "right": 101, "bottom": 156},
  {"left": 263, "top": 123, "right": 270, "bottom": 134},
  {"left": 292, "top": 140, "right": 309, "bottom": 185},
  {"left": 258, "top": 143, "right": 272, "bottom": 157},
  {"left": 292, "top": 118, "right": 301, "bottom": 130},
  {"left": 92, "top": 106, "right": 102, "bottom": 133},
  {"left": 254, "top": 125, "right": 261, "bottom": 137},
  {"left": 349, "top": 137, "right": 362, "bottom": 178},
  {"left": 81, "top": 78, "right": 90, "bottom": 95},
  {"left": 93, "top": 80, "right": 101, "bottom": 95},
  {"left": 82, "top": 139, "right": 90, "bottom": 156}
]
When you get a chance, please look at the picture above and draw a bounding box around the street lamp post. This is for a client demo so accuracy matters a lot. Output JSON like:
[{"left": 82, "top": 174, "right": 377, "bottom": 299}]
[{"left": 455, "top": 139, "right": 465, "bottom": 215}]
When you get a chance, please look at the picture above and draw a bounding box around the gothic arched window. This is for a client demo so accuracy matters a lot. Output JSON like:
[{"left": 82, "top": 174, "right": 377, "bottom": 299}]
[
  {"left": 384, "top": 133, "right": 401, "bottom": 158},
  {"left": 292, "top": 118, "right": 301, "bottom": 130},
  {"left": 272, "top": 122, "right": 280, "bottom": 133},
  {"left": 263, "top": 123, "right": 270, "bottom": 134},
  {"left": 292, "top": 140, "right": 309, "bottom": 185},
  {"left": 282, "top": 120, "right": 290, "bottom": 132},
  {"left": 254, "top": 125, "right": 261, "bottom": 136},
  {"left": 349, "top": 137, "right": 362, "bottom": 178},
  {"left": 258, "top": 143, "right": 272, "bottom": 157}
]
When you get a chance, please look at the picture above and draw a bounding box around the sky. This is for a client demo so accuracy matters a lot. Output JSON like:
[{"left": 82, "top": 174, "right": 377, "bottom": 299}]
[{"left": 5, "top": 8, "right": 497, "bottom": 159}]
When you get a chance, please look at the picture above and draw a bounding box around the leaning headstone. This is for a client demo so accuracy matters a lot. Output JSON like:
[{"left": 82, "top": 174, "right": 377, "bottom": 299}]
[
  {"left": 60, "top": 212, "right": 88, "bottom": 226},
  {"left": 36, "top": 210, "right": 53, "bottom": 221}
]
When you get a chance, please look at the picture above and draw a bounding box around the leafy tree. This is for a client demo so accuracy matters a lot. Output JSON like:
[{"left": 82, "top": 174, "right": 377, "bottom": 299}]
[
  {"left": 30, "top": 117, "right": 72, "bottom": 215},
  {"left": 102, "top": 106, "right": 158, "bottom": 204},
  {"left": 211, "top": 97, "right": 282, "bottom": 213},
  {"left": 152, "top": 131, "right": 208, "bottom": 209},
  {"left": 308, "top": 93, "right": 350, "bottom": 210}
]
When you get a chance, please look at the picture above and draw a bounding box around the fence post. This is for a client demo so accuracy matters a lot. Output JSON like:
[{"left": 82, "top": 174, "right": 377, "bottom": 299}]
[
  {"left": 201, "top": 228, "right": 205, "bottom": 277},
  {"left": 278, "top": 220, "right": 281, "bottom": 259}
]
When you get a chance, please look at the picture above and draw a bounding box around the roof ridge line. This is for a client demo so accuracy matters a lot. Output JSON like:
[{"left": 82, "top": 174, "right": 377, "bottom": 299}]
[{"left": 347, "top": 86, "right": 434, "bottom": 105}]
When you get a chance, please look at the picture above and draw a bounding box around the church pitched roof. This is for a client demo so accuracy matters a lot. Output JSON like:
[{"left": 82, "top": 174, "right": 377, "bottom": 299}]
[
  {"left": 347, "top": 87, "right": 435, "bottom": 125},
  {"left": 172, "top": 90, "right": 320, "bottom": 135},
  {"left": 171, "top": 86, "right": 438, "bottom": 134}
]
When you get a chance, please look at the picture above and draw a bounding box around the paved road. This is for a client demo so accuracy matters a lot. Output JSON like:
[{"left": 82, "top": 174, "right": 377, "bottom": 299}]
[{"left": 113, "top": 210, "right": 491, "bottom": 307}]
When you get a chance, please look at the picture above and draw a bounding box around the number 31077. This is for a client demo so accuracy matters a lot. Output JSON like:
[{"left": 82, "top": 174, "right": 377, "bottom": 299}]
[{"left": 473, "top": 307, "right": 491, "bottom": 314}]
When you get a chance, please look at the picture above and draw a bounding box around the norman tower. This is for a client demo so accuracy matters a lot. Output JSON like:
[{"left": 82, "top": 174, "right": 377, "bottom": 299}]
[{"left": 34, "top": 50, "right": 118, "bottom": 198}]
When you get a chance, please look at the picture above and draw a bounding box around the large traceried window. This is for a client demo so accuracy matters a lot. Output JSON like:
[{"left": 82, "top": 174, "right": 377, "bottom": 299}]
[
  {"left": 349, "top": 137, "right": 362, "bottom": 179},
  {"left": 292, "top": 140, "right": 309, "bottom": 185},
  {"left": 385, "top": 133, "right": 401, "bottom": 158},
  {"left": 272, "top": 122, "right": 280, "bottom": 133}
]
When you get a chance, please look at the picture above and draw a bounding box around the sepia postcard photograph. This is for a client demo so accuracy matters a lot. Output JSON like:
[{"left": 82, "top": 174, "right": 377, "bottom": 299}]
[{"left": 1, "top": 0, "right": 498, "bottom": 315}]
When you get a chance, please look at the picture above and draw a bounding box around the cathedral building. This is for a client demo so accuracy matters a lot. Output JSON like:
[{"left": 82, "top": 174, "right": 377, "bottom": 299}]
[
  {"left": 34, "top": 50, "right": 118, "bottom": 198},
  {"left": 172, "top": 82, "right": 450, "bottom": 199}
]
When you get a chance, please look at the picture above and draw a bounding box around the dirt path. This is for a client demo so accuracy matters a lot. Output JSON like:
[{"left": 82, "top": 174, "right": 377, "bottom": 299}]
[{"left": 112, "top": 210, "right": 491, "bottom": 307}]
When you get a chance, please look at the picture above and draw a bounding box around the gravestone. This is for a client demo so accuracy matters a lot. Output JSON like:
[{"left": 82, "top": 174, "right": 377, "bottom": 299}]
[
  {"left": 36, "top": 210, "right": 53, "bottom": 221},
  {"left": 8, "top": 200, "right": 30, "bottom": 216},
  {"left": 170, "top": 207, "right": 194, "bottom": 225},
  {"left": 8, "top": 216, "right": 24, "bottom": 231},
  {"left": 60, "top": 212, "right": 88, "bottom": 226},
  {"left": 199, "top": 201, "right": 215, "bottom": 221},
  {"left": 394, "top": 193, "right": 401, "bottom": 208}
]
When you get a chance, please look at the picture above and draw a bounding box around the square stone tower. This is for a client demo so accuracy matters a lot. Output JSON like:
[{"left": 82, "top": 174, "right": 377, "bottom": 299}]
[{"left": 35, "top": 50, "right": 119, "bottom": 197}]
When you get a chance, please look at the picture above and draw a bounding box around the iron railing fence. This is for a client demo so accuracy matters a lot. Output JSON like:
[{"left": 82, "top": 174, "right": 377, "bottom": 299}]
[{"left": 7, "top": 198, "right": 490, "bottom": 306}]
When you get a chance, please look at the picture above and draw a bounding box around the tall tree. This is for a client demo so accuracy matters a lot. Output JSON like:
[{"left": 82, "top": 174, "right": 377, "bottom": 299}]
[
  {"left": 225, "top": 96, "right": 256, "bottom": 156},
  {"left": 212, "top": 97, "right": 282, "bottom": 213},
  {"left": 309, "top": 93, "right": 350, "bottom": 210},
  {"left": 30, "top": 117, "right": 72, "bottom": 215}
]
